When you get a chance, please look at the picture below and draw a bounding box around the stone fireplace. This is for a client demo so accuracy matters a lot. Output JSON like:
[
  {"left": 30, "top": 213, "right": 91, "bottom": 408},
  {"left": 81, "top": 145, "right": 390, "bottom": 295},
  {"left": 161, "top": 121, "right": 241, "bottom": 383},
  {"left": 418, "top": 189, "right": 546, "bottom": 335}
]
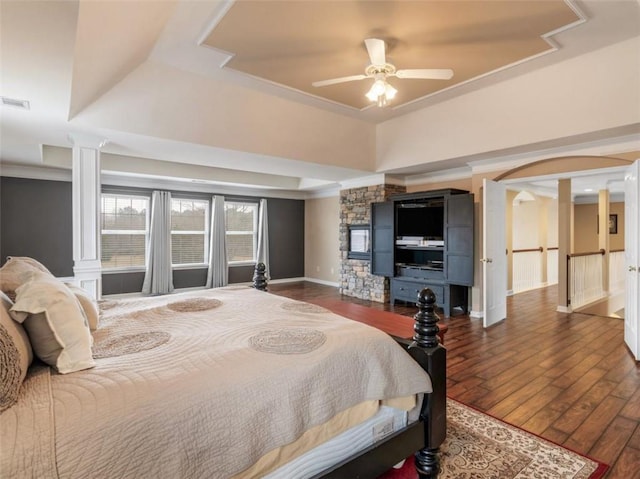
[{"left": 339, "top": 184, "right": 406, "bottom": 302}]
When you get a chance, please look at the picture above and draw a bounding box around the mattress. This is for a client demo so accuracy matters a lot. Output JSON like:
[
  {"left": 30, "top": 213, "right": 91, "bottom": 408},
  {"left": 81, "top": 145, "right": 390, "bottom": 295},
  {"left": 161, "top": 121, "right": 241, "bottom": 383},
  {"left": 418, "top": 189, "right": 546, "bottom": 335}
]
[{"left": 266, "top": 405, "right": 411, "bottom": 479}]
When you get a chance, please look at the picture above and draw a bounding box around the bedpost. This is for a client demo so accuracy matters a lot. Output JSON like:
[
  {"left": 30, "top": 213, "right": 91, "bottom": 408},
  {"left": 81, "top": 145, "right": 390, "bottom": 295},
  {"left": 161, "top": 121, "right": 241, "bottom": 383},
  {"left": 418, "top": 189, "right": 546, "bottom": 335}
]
[
  {"left": 407, "top": 288, "right": 447, "bottom": 479},
  {"left": 252, "top": 262, "right": 268, "bottom": 291}
]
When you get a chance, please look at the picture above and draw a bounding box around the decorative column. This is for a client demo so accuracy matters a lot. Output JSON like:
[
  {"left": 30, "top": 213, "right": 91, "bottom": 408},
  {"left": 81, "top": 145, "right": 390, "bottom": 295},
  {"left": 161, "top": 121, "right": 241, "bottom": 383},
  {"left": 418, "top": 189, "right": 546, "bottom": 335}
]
[{"left": 68, "top": 133, "right": 107, "bottom": 299}]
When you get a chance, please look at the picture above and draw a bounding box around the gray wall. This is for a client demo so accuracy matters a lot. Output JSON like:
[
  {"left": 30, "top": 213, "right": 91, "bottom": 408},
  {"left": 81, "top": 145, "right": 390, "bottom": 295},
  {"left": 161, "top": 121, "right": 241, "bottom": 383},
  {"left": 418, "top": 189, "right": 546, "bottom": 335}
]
[
  {"left": 267, "top": 198, "right": 305, "bottom": 279},
  {"left": 103, "top": 198, "right": 305, "bottom": 294},
  {"left": 0, "top": 177, "right": 73, "bottom": 277},
  {"left": 0, "top": 177, "right": 305, "bottom": 294}
]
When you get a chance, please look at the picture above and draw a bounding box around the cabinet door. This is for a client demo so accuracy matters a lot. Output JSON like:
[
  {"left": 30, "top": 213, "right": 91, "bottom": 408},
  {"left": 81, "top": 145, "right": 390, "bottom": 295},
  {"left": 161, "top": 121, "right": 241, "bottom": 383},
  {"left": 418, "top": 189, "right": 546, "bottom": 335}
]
[
  {"left": 371, "top": 201, "right": 394, "bottom": 277},
  {"left": 446, "top": 193, "right": 474, "bottom": 285}
]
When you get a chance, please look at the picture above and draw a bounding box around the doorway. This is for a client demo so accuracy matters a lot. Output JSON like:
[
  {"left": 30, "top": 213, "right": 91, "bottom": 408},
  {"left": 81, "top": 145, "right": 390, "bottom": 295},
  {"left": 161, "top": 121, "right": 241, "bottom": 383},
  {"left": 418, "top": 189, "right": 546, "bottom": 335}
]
[{"left": 482, "top": 161, "right": 640, "bottom": 358}]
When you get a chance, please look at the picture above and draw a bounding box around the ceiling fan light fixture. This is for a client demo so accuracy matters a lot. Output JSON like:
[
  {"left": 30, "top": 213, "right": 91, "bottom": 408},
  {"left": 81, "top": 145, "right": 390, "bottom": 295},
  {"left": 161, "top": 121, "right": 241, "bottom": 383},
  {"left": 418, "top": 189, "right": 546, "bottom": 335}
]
[
  {"left": 366, "top": 79, "right": 396, "bottom": 107},
  {"left": 366, "top": 79, "right": 386, "bottom": 99},
  {"left": 384, "top": 82, "right": 397, "bottom": 100},
  {"left": 313, "top": 38, "right": 453, "bottom": 108}
]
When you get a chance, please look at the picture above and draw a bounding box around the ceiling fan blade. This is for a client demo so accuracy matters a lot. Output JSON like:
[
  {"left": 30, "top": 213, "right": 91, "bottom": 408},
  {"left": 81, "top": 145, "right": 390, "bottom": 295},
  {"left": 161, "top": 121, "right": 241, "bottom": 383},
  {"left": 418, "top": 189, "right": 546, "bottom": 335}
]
[
  {"left": 364, "top": 38, "right": 386, "bottom": 66},
  {"left": 312, "top": 74, "right": 367, "bottom": 87},
  {"left": 394, "top": 69, "right": 454, "bottom": 80}
]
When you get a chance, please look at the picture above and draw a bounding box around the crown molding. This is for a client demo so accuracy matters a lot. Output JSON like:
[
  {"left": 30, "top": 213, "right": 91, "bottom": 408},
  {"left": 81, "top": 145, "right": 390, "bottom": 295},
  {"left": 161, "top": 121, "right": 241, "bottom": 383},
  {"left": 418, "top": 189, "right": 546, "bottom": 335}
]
[
  {"left": 404, "top": 166, "right": 472, "bottom": 186},
  {"left": 0, "top": 162, "right": 310, "bottom": 200},
  {"left": 304, "top": 187, "right": 341, "bottom": 199},
  {"left": 339, "top": 173, "right": 405, "bottom": 190},
  {"left": 67, "top": 133, "right": 109, "bottom": 150},
  {"left": 0, "top": 163, "right": 72, "bottom": 181},
  {"left": 101, "top": 171, "right": 308, "bottom": 200},
  {"left": 468, "top": 132, "right": 640, "bottom": 175}
]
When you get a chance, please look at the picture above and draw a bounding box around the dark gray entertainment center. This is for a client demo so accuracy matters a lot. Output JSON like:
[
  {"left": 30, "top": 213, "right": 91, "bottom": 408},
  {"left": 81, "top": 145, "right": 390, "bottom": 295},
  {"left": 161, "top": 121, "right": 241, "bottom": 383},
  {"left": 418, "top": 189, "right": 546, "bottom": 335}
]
[{"left": 371, "top": 189, "right": 474, "bottom": 317}]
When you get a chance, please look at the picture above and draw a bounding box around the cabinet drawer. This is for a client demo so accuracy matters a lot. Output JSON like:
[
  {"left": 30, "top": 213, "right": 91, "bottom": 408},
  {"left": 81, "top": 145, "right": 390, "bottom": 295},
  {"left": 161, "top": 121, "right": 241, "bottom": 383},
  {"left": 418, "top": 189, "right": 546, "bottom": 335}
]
[
  {"left": 396, "top": 265, "right": 443, "bottom": 281},
  {"left": 391, "top": 279, "right": 444, "bottom": 305}
]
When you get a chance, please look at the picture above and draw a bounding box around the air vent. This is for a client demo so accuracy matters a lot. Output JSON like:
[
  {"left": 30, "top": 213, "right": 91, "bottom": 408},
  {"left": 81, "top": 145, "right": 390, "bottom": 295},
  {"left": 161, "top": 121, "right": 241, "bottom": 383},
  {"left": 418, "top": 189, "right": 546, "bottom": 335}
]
[{"left": 1, "top": 96, "right": 30, "bottom": 110}]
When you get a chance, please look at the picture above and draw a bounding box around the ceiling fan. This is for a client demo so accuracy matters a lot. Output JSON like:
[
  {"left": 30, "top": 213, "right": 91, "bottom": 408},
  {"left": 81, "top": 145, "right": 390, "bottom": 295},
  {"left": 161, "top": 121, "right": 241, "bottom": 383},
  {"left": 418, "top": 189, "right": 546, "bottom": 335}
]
[{"left": 312, "top": 38, "right": 453, "bottom": 107}]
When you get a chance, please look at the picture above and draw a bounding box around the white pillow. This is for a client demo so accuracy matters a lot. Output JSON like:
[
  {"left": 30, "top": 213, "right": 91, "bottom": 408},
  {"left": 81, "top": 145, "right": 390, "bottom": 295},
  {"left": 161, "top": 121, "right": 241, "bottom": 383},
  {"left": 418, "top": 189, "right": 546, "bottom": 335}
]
[
  {"left": 0, "top": 256, "right": 53, "bottom": 301},
  {"left": 10, "top": 273, "right": 95, "bottom": 374},
  {"left": 65, "top": 284, "right": 99, "bottom": 331}
]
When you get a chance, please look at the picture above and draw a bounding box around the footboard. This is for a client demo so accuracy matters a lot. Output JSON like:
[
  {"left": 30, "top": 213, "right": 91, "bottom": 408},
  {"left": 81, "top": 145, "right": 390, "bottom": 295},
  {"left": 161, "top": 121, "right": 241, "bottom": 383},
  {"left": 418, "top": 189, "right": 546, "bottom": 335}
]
[
  {"left": 315, "top": 288, "right": 446, "bottom": 479},
  {"left": 252, "top": 264, "right": 446, "bottom": 478}
]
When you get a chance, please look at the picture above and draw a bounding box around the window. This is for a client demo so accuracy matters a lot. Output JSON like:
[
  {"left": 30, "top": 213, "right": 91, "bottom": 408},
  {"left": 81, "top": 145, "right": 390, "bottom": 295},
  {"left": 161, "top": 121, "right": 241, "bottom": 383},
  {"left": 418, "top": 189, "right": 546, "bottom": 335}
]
[
  {"left": 171, "top": 198, "right": 209, "bottom": 266},
  {"left": 225, "top": 201, "right": 258, "bottom": 264},
  {"left": 101, "top": 194, "right": 149, "bottom": 269}
]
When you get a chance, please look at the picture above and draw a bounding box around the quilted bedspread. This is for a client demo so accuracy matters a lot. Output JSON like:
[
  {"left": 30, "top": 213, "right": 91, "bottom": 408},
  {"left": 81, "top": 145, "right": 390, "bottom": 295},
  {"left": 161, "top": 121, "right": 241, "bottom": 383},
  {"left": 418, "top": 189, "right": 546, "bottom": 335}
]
[{"left": 1, "top": 286, "right": 431, "bottom": 479}]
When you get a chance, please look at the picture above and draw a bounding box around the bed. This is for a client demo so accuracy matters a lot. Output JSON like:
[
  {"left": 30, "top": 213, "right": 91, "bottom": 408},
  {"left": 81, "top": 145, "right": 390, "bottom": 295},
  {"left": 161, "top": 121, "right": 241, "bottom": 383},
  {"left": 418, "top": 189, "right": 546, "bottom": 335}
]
[{"left": 0, "top": 259, "right": 446, "bottom": 479}]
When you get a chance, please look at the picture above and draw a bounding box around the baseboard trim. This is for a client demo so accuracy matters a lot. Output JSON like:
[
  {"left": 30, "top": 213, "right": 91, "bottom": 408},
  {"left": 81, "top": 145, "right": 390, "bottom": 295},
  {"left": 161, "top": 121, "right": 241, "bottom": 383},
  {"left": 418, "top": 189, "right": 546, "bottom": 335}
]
[
  {"left": 556, "top": 305, "right": 573, "bottom": 313},
  {"left": 303, "top": 277, "right": 340, "bottom": 287},
  {"left": 101, "top": 277, "right": 337, "bottom": 298},
  {"left": 268, "top": 277, "right": 306, "bottom": 284},
  {"left": 470, "top": 310, "right": 484, "bottom": 319}
]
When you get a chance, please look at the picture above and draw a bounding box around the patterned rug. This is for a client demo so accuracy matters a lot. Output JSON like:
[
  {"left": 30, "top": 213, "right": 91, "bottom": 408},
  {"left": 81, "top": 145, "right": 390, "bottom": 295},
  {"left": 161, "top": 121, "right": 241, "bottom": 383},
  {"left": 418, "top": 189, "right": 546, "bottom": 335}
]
[{"left": 378, "top": 399, "right": 608, "bottom": 479}]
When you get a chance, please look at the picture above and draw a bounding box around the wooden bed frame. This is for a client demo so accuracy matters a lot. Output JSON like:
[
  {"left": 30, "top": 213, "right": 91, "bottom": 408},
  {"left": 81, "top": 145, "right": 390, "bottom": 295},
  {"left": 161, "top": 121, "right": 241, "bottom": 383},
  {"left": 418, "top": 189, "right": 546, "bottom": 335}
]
[{"left": 252, "top": 263, "right": 447, "bottom": 479}]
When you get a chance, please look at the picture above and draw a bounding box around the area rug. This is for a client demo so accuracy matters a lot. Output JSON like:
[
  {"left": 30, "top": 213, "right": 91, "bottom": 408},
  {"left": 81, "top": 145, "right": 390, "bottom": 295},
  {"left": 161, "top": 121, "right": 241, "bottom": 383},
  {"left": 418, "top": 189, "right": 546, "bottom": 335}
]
[{"left": 378, "top": 399, "right": 608, "bottom": 479}]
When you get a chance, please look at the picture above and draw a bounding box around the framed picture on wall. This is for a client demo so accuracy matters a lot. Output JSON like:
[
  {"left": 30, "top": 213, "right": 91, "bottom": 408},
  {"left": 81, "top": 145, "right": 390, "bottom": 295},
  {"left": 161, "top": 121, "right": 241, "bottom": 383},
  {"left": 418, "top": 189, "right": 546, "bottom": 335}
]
[
  {"left": 597, "top": 214, "right": 618, "bottom": 234},
  {"left": 609, "top": 214, "right": 618, "bottom": 234}
]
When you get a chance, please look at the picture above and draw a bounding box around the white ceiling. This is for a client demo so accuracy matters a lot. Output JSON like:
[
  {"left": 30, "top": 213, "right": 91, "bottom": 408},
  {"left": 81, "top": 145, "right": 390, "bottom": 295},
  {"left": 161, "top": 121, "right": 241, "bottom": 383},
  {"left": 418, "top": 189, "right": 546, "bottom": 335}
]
[
  {"left": 0, "top": 0, "right": 639, "bottom": 195},
  {"left": 505, "top": 166, "right": 628, "bottom": 202}
]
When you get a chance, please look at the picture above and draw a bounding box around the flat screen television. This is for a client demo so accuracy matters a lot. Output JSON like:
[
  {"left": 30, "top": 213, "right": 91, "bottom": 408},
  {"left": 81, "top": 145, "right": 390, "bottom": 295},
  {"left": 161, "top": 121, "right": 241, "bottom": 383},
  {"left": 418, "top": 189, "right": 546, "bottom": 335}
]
[{"left": 396, "top": 201, "right": 444, "bottom": 240}]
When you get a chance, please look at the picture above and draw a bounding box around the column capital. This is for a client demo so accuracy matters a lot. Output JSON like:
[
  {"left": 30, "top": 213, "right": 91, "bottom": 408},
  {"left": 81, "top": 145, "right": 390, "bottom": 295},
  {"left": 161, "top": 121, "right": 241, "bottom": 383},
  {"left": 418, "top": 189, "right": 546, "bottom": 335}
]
[{"left": 67, "top": 132, "right": 109, "bottom": 150}]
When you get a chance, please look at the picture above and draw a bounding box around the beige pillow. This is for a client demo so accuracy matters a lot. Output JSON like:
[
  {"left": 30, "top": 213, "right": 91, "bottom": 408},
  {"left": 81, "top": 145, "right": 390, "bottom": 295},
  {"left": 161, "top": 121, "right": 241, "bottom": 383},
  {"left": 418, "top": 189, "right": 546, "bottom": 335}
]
[
  {"left": 10, "top": 273, "right": 95, "bottom": 374},
  {"left": 0, "top": 256, "right": 53, "bottom": 301},
  {"left": 0, "top": 291, "right": 33, "bottom": 412},
  {"left": 65, "top": 284, "right": 99, "bottom": 331}
]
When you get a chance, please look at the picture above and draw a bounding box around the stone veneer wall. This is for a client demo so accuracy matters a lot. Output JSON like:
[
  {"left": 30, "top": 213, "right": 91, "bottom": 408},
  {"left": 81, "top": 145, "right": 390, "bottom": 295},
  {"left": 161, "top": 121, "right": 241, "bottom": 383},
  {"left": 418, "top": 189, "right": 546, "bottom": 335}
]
[{"left": 339, "top": 184, "right": 406, "bottom": 302}]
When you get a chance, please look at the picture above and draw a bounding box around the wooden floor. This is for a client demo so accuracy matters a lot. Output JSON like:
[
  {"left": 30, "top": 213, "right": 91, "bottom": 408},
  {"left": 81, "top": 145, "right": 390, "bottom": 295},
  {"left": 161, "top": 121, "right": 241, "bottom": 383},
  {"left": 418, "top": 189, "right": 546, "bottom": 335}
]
[{"left": 268, "top": 281, "right": 640, "bottom": 478}]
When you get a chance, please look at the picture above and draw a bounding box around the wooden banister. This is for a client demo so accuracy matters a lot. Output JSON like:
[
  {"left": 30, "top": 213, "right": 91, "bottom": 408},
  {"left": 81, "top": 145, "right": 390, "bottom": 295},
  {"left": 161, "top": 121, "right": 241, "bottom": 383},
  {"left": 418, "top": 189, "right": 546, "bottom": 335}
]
[
  {"left": 567, "top": 249, "right": 605, "bottom": 259},
  {"left": 512, "top": 247, "right": 544, "bottom": 254}
]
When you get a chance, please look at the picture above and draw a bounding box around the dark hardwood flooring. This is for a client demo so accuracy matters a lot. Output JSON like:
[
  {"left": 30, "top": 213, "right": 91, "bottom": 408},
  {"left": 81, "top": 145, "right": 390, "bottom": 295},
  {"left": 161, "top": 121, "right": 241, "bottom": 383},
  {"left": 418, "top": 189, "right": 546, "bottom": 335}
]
[{"left": 268, "top": 281, "right": 640, "bottom": 478}]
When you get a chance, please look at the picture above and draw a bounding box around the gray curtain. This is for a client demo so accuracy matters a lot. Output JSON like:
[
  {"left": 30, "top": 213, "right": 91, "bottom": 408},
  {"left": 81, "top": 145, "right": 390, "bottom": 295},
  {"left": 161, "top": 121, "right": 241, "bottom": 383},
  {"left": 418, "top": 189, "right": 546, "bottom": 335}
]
[
  {"left": 206, "top": 195, "right": 228, "bottom": 288},
  {"left": 257, "top": 198, "right": 270, "bottom": 279},
  {"left": 142, "top": 191, "right": 174, "bottom": 295}
]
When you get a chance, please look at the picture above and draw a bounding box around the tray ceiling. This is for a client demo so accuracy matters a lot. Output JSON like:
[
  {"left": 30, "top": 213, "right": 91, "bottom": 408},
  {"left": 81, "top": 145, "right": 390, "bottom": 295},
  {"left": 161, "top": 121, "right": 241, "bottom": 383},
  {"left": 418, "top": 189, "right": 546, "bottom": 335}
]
[{"left": 203, "top": 0, "right": 581, "bottom": 109}]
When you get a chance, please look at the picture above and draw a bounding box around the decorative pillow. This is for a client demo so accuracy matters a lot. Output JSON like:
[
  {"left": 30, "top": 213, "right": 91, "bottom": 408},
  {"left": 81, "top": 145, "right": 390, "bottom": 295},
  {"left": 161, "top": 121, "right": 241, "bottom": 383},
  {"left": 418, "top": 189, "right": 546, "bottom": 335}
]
[
  {"left": 10, "top": 273, "right": 95, "bottom": 374},
  {"left": 0, "top": 256, "right": 54, "bottom": 301},
  {"left": 65, "top": 284, "right": 99, "bottom": 331},
  {"left": 0, "top": 291, "right": 33, "bottom": 412}
]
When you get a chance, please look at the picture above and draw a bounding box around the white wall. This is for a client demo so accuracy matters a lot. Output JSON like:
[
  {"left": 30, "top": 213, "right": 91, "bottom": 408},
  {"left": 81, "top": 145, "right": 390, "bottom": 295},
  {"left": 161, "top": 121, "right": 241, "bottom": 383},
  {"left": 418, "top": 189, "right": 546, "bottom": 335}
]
[
  {"left": 74, "top": 60, "right": 377, "bottom": 175},
  {"left": 376, "top": 37, "right": 640, "bottom": 172},
  {"left": 512, "top": 200, "right": 540, "bottom": 250}
]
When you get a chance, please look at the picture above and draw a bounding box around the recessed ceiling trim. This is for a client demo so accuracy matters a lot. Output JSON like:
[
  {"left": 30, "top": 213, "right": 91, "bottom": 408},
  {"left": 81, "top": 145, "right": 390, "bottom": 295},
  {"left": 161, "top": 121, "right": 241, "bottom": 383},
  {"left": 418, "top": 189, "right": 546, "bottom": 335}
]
[
  {"left": 196, "top": 0, "right": 236, "bottom": 47},
  {"left": 199, "top": 40, "right": 375, "bottom": 112},
  {"left": 203, "top": 0, "right": 588, "bottom": 111},
  {"left": 393, "top": 0, "right": 587, "bottom": 111}
]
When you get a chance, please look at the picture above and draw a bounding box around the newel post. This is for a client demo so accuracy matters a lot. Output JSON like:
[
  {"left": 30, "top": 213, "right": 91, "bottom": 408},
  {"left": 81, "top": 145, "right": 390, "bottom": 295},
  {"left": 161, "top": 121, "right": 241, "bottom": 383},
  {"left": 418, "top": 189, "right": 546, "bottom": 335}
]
[
  {"left": 252, "top": 262, "right": 268, "bottom": 291},
  {"left": 408, "top": 288, "right": 447, "bottom": 479}
]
